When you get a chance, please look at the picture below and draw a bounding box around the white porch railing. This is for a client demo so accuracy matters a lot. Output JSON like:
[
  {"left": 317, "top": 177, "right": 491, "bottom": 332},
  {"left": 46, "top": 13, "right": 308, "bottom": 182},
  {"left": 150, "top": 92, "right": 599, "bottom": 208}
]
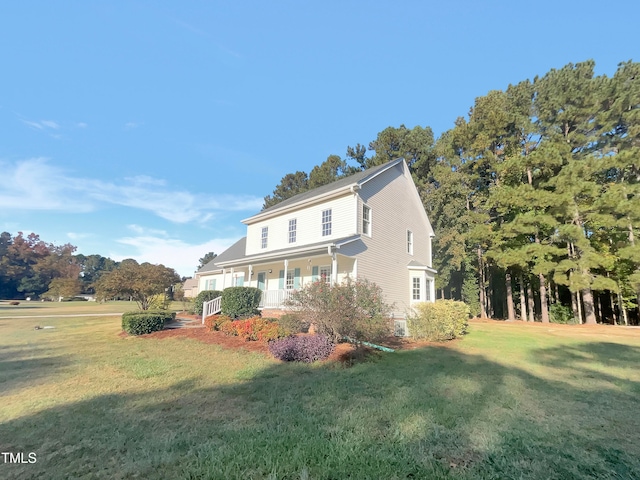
[
  {"left": 202, "top": 296, "right": 222, "bottom": 323},
  {"left": 259, "top": 289, "right": 295, "bottom": 309}
]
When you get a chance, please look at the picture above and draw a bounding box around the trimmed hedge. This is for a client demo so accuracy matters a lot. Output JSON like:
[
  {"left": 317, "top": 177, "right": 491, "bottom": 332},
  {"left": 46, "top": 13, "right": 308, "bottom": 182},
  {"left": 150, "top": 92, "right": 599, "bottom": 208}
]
[
  {"left": 121, "top": 310, "right": 175, "bottom": 335},
  {"left": 268, "top": 334, "right": 335, "bottom": 363},
  {"left": 221, "top": 286, "right": 262, "bottom": 319},
  {"left": 204, "top": 314, "right": 233, "bottom": 332},
  {"left": 193, "top": 290, "right": 223, "bottom": 316},
  {"left": 406, "top": 300, "right": 469, "bottom": 341}
]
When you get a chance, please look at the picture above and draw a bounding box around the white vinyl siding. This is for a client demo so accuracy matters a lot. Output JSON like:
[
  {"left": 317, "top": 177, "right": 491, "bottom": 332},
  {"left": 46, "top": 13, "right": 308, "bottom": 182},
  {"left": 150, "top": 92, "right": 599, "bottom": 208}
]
[
  {"left": 363, "top": 204, "right": 371, "bottom": 236},
  {"left": 342, "top": 161, "right": 434, "bottom": 317},
  {"left": 407, "top": 230, "right": 413, "bottom": 255},
  {"left": 261, "top": 227, "right": 268, "bottom": 249},
  {"left": 322, "top": 209, "right": 332, "bottom": 236},
  {"left": 245, "top": 194, "right": 356, "bottom": 255}
]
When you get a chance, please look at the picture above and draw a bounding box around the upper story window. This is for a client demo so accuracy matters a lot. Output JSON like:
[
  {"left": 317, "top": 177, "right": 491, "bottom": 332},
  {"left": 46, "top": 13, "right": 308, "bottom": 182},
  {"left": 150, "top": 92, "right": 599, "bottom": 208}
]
[
  {"left": 322, "top": 209, "right": 332, "bottom": 236},
  {"left": 362, "top": 205, "right": 371, "bottom": 236},
  {"left": 407, "top": 230, "right": 413, "bottom": 255},
  {"left": 261, "top": 226, "right": 268, "bottom": 249},
  {"left": 288, "top": 218, "right": 297, "bottom": 243}
]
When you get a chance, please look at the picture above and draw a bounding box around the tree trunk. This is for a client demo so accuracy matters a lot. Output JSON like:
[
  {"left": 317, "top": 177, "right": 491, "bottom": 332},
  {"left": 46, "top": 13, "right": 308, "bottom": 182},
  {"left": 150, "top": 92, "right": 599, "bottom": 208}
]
[
  {"left": 576, "top": 291, "right": 584, "bottom": 324},
  {"left": 527, "top": 279, "right": 535, "bottom": 322},
  {"left": 478, "top": 247, "right": 487, "bottom": 319},
  {"left": 582, "top": 286, "right": 597, "bottom": 324},
  {"left": 505, "top": 270, "right": 515, "bottom": 320},
  {"left": 519, "top": 274, "right": 527, "bottom": 321},
  {"left": 534, "top": 234, "right": 549, "bottom": 323},
  {"left": 596, "top": 294, "right": 603, "bottom": 323},
  {"left": 571, "top": 291, "right": 578, "bottom": 322},
  {"left": 486, "top": 266, "right": 493, "bottom": 318},
  {"left": 610, "top": 292, "right": 617, "bottom": 325},
  {"left": 618, "top": 291, "right": 629, "bottom": 326},
  {"left": 554, "top": 282, "right": 560, "bottom": 304}
]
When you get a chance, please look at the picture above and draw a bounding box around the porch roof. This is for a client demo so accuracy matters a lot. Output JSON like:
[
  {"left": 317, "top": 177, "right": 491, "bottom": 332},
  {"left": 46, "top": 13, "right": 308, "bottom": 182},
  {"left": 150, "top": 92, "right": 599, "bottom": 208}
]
[{"left": 200, "top": 234, "right": 361, "bottom": 272}]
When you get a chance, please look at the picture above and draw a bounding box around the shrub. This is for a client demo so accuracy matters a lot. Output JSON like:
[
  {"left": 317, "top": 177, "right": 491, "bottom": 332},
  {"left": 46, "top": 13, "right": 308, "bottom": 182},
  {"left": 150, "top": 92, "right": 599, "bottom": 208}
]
[
  {"left": 9, "top": 301, "right": 20, "bottom": 306},
  {"left": 285, "top": 278, "right": 392, "bottom": 344},
  {"left": 61, "top": 297, "right": 88, "bottom": 302},
  {"left": 147, "top": 293, "right": 169, "bottom": 310},
  {"left": 277, "top": 313, "right": 308, "bottom": 334},
  {"left": 268, "top": 334, "right": 335, "bottom": 363},
  {"left": 121, "top": 310, "right": 175, "bottom": 335},
  {"left": 221, "top": 286, "right": 262, "bottom": 319},
  {"left": 217, "top": 316, "right": 283, "bottom": 341},
  {"left": 549, "top": 303, "right": 577, "bottom": 324},
  {"left": 193, "top": 290, "right": 223, "bottom": 316},
  {"left": 204, "top": 314, "right": 233, "bottom": 331},
  {"left": 406, "top": 300, "right": 469, "bottom": 341}
]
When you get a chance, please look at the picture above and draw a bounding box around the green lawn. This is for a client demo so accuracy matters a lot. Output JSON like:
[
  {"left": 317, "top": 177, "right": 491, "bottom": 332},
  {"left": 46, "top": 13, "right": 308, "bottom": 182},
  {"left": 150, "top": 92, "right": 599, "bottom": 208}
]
[
  {"left": 1, "top": 312, "right": 639, "bottom": 479},
  {"left": 0, "top": 300, "right": 186, "bottom": 316}
]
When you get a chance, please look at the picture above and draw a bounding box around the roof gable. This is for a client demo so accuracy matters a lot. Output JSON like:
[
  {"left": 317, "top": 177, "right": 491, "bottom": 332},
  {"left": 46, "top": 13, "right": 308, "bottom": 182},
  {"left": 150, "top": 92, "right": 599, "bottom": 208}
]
[{"left": 243, "top": 159, "right": 403, "bottom": 224}]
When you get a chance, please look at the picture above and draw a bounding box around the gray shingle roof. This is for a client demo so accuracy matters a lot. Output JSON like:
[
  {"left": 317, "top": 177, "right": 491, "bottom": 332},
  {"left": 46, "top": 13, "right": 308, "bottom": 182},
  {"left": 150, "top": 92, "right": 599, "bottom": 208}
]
[
  {"left": 197, "top": 237, "right": 247, "bottom": 273},
  {"left": 255, "top": 159, "right": 402, "bottom": 218}
]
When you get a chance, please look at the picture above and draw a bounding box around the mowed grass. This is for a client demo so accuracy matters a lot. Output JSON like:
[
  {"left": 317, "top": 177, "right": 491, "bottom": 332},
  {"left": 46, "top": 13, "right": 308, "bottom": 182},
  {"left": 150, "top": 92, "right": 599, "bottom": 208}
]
[
  {"left": 0, "top": 300, "right": 185, "bottom": 316},
  {"left": 1, "top": 313, "right": 640, "bottom": 479}
]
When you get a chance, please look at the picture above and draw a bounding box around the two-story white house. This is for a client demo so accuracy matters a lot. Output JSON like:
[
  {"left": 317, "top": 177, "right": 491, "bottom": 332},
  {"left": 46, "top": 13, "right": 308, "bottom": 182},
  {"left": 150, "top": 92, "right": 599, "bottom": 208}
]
[{"left": 195, "top": 158, "right": 436, "bottom": 325}]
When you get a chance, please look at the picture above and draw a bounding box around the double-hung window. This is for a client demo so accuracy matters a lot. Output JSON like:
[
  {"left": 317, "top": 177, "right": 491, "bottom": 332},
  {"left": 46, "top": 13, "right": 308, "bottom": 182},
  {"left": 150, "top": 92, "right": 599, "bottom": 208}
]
[
  {"left": 412, "top": 277, "right": 421, "bottom": 301},
  {"left": 261, "top": 226, "right": 268, "bottom": 249},
  {"left": 363, "top": 205, "right": 371, "bottom": 236},
  {"left": 285, "top": 270, "right": 295, "bottom": 290},
  {"left": 288, "top": 219, "right": 297, "bottom": 243},
  {"left": 319, "top": 266, "right": 331, "bottom": 283},
  {"left": 322, "top": 209, "right": 332, "bottom": 236},
  {"left": 407, "top": 230, "right": 413, "bottom": 255}
]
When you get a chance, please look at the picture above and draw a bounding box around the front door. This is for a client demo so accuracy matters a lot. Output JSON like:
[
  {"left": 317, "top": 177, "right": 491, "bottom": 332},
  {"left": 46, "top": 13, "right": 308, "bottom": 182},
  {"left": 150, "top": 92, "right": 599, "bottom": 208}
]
[{"left": 257, "top": 272, "right": 266, "bottom": 291}]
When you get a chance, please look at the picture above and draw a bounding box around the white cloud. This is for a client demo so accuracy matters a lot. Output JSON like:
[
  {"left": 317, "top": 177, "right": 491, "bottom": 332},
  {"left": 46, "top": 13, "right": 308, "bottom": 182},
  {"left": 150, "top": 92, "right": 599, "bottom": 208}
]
[
  {"left": 67, "top": 232, "right": 92, "bottom": 240},
  {"left": 41, "top": 120, "right": 60, "bottom": 129},
  {"left": 124, "top": 122, "right": 141, "bottom": 129},
  {"left": 0, "top": 158, "right": 263, "bottom": 223},
  {"left": 111, "top": 233, "right": 238, "bottom": 277},
  {"left": 76, "top": 122, "right": 88, "bottom": 128},
  {"left": 21, "top": 119, "right": 60, "bottom": 130}
]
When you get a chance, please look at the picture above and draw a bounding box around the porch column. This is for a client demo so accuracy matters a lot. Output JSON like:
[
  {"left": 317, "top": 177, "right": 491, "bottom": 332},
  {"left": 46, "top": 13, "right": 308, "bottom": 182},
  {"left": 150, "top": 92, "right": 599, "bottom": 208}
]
[
  {"left": 230, "top": 267, "right": 234, "bottom": 287},
  {"left": 222, "top": 268, "right": 226, "bottom": 289},
  {"left": 331, "top": 253, "right": 338, "bottom": 286},
  {"left": 248, "top": 265, "right": 253, "bottom": 287}
]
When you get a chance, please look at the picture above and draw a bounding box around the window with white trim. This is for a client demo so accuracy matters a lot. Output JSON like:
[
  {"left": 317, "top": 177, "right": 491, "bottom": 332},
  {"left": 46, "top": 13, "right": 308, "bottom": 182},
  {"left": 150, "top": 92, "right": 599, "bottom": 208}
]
[
  {"left": 319, "top": 266, "right": 331, "bottom": 283},
  {"left": 363, "top": 205, "right": 371, "bottom": 236},
  {"left": 288, "top": 218, "right": 297, "bottom": 243},
  {"left": 425, "top": 279, "right": 431, "bottom": 301},
  {"left": 261, "top": 226, "right": 268, "bottom": 249},
  {"left": 285, "top": 270, "right": 295, "bottom": 290},
  {"left": 407, "top": 230, "right": 413, "bottom": 255},
  {"left": 322, "top": 209, "right": 332, "bottom": 236},
  {"left": 412, "top": 277, "right": 421, "bottom": 301}
]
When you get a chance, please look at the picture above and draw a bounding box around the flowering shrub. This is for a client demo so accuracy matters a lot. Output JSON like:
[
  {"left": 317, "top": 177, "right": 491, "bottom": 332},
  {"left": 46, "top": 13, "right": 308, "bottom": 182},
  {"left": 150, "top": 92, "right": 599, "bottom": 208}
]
[
  {"left": 268, "top": 334, "right": 335, "bottom": 363},
  {"left": 216, "top": 316, "right": 285, "bottom": 342},
  {"left": 204, "top": 314, "right": 232, "bottom": 331},
  {"left": 285, "top": 278, "right": 392, "bottom": 344}
]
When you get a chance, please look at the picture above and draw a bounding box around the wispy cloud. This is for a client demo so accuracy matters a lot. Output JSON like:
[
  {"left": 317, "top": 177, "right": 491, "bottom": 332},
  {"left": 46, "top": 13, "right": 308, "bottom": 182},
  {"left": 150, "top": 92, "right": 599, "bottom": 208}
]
[
  {"left": 0, "top": 158, "right": 264, "bottom": 223},
  {"left": 21, "top": 119, "right": 60, "bottom": 130},
  {"left": 67, "top": 232, "right": 92, "bottom": 240},
  {"left": 111, "top": 231, "right": 239, "bottom": 276},
  {"left": 124, "top": 122, "right": 141, "bottom": 130},
  {"left": 75, "top": 122, "right": 88, "bottom": 129}
]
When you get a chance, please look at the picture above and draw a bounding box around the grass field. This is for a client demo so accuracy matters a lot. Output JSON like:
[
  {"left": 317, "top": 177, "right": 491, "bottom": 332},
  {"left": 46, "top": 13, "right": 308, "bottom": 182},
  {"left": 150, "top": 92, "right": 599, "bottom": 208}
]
[
  {"left": 1, "top": 304, "right": 640, "bottom": 479},
  {"left": 0, "top": 300, "right": 186, "bottom": 316}
]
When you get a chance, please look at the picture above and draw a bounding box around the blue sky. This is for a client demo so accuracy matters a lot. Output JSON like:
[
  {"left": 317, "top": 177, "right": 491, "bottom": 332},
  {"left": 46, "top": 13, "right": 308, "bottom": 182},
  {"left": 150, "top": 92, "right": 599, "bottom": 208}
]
[{"left": 1, "top": 1, "right": 638, "bottom": 277}]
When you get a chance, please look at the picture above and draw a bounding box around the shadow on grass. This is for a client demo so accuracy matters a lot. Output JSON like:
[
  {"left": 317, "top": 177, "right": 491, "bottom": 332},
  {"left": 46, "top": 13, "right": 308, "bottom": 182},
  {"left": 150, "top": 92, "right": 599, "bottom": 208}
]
[
  {"left": 0, "top": 345, "right": 73, "bottom": 396},
  {"left": 1, "top": 343, "right": 640, "bottom": 479}
]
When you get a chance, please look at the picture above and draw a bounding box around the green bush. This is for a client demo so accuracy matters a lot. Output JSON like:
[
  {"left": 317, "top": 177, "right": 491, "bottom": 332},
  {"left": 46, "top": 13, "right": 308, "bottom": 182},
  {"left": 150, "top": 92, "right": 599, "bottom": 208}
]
[
  {"left": 121, "top": 310, "right": 175, "bottom": 335},
  {"left": 221, "top": 286, "right": 262, "bottom": 319},
  {"left": 147, "top": 293, "right": 169, "bottom": 310},
  {"left": 61, "top": 297, "right": 88, "bottom": 302},
  {"left": 193, "top": 290, "right": 223, "bottom": 316},
  {"left": 406, "top": 300, "right": 469, "bottom": 341},
  {"left": 549, "top": 303, "right": 577, "bottom": 324},
  {"left": 277, "top": 313, "right": 309, "bottom": 334}
]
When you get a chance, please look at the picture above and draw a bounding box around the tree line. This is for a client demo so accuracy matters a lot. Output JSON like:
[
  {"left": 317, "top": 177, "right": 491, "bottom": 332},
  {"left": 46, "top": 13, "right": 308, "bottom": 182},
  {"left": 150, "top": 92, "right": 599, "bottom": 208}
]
[
  {"left": 263, "top": 60, "right": 640, "bottom": 325},
  {"left": 0, "top": 231, "right": 180, "bottom": 302}
]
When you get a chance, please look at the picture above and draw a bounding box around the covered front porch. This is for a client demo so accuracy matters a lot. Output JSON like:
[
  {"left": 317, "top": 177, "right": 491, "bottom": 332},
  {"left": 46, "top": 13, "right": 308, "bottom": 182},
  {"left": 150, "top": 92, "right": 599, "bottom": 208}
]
[{"left": 207, "top": 252, "right": 356, "bottom": 311}]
